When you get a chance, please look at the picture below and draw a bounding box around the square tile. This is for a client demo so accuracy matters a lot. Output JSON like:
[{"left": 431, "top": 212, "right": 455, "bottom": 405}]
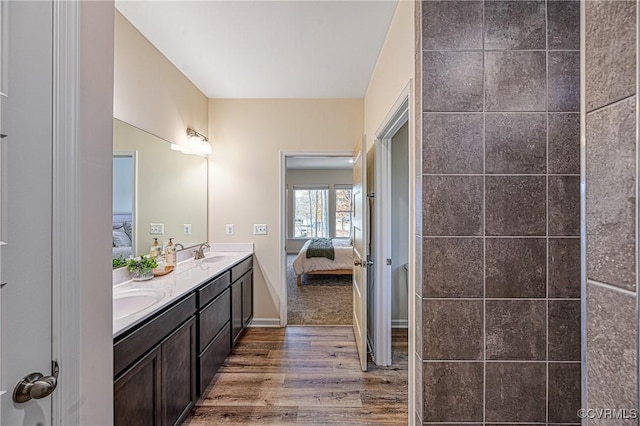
[
  {"left": 485, "top": 113, "right": 546, "bottom": 174},
  {"left": 486, "top": 238, "right": 546, "bottom": 298},
  {"left": 423, "top": 238, "right": 483, "bottom": 298},
  {"left": 549, "top": 175, "right": 580, "bottom": 236},
  {"left": 423, "top": 300, "right": 483, "bottom": 360},
  {"left": 547, "top": 0, "right": 580, "bottom": 50},
  {"left": 549, "top": 300, "right": 581, "bottom": 361},
  {"left": 422, "top": 1, "right": 483, "bottom": 50},
  {"left": 486, "top": 300, "right": 546, "bottom": 360},
  {"left": 549, "top": 238, "right": 581, "bottom": 298},
  {"left": 549, "top": 363, "right": 582, "bottom": 423},
  {"left": 585, "top": 0, "right": 637, "bottom": 111},
  {"left": 586, "top": 97, "right": 636, "bottom": 290},
  {"left": 415, "top": 353, "right": 423, "bottom": 420},
  {"left": 423, "top": 51, "right": 483, "bottom": 112},
  {"left": 549, "top": 113, "right": 580, "bottom": 174},
  {"left": 587, "top": 282, "right": 639, "bottom": 414},
  {"left": 423, "top": 176, "right": 484, "bottom": 236},
  {"left": 485, "top": 176, "right": 546, "bottom": 236},
  {"left": 485, "top": 51, "right": 546, "bottom": 112},
  {"left": 484, "top": 1, "right": 546, "bottom": 50},
  {"left": 423, "top": 362, "right": 483, "bottom": 422},
  {"left": 548, "top": 51, "right": 580, "bottom": 112},
  {"left": 423, "top": 114, "right": 483, "bottom": 174},
  {"left": 486, "top": 362, "right": 546, "bottom": 422}
]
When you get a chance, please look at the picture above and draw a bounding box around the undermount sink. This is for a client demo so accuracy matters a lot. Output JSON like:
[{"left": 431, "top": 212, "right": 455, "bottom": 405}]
[
  {"left": 202, "top": 255, "right": 234, "bottom": 264},
  {"left": 113, "top": 288, "right": 165, "bottom": 320}
]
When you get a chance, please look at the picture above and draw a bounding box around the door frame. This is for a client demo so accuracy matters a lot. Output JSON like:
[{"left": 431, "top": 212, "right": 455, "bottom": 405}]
[
  {"left": 372, "top": 82, "right": 413, "bottom": 369},
  {"left": 51, "top": 1, "right": 81, "bottom": 423},
  {"left": 278, "top": 150, "right": 353, "bottom": 327}
]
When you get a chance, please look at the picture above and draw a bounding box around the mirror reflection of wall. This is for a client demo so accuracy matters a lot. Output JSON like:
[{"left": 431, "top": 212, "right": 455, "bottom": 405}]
[
  {"left": 113, "top": 154, "right": 135, "bottom": 260},
  {"left": 113, "top": 119, "right": 208, "bottom": 258}
]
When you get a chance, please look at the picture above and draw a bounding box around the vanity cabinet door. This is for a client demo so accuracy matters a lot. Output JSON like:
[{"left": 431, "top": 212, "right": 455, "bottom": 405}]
[
  {"left": 161, "top": 317, "right": 196, "bottom": 426},
  {"left": 114, "top": 347, "right": 161, "bottom": 426},
  {"left": 231, "top": 279, "right": 243, "bottom": 345},
  {"left": 242, "top": 271, "right": 253, "bottom": 327}
]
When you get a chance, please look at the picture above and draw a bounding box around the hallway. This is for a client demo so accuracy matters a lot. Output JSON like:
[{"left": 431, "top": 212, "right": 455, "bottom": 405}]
[{"left": 185, "top": 326, "right": 408, "bottom": 425}]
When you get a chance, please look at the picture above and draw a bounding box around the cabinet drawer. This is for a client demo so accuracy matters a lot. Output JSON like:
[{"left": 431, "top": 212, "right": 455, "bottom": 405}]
[
  {"left": 198, "top": 288, "right": 230, "bottom": 353},
  {"left": 230, "top": 257, "right": 252, "bottom": 282},
  {"left": 197, "top": 322, "right": 231, "bottom": 396},
  {"left": 197, "top": 271, "right": 230, "bottom": 308},
  {"left": 114, "top": 294, "right": 196, "bottom": 377}
]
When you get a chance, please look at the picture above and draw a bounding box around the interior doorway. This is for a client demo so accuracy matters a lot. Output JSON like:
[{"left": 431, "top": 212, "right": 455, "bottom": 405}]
[
  {"left": 279, "top": 152, "right": 354, "bottom": 326},
  {"left": 369, "top": 84, "right": 413, "bottom": 367}
]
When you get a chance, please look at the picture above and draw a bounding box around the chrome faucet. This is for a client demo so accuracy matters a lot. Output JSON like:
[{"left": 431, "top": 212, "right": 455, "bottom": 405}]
[
  {"left": 174, "top": 243, "right": 185, "bottom": 251},
  {"left": 193, "top": 242, "right": 210, "bottom": 260}
]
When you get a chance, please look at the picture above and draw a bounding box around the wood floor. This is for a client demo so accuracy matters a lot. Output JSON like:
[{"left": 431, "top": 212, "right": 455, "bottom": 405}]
[{"left": 185, "top": 326, "right": 408, "bottom": 425}]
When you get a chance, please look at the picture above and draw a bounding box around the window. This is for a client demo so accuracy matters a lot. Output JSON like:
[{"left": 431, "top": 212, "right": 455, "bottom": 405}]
[
  {"left": 335, "top": 186, "right": 352, "bottom": 238},
  {"left": 293, "top": 186, "right": 329, "bottom": 238}
]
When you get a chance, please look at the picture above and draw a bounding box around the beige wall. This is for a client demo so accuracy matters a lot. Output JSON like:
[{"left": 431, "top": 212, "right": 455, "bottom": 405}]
[
  {"left": 114, "top": 119, "right": 208, "bottom": 255},
  {"left": 391, "top": 122, "right": 409, "bottom": 323},
  {"left": 208, "top": 99, "right": 364, "bottom": 320},
  {"left": 114, "top": 10, "right": 208, "bottom": 145},
  {"left": 363, "top": 0, "right": 414, "bottom": 148}
]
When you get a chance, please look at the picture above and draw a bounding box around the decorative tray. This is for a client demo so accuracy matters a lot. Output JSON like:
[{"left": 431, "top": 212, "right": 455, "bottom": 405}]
[{"left": 153, "top": 266, "right": 174, "bottom": 277}]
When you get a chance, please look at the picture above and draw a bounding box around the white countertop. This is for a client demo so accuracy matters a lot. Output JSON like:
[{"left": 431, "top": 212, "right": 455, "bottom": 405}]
[{"left": 113, "top": 244, "right": 253, "bottom": 338}]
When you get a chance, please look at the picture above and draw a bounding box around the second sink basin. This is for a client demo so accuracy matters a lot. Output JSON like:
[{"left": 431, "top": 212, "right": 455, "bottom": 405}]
[
  {"left": 114, "top": 288, "right": 166, "bottom": 320},
  {"left": 203, "top": 255, "right": 234, "bottom": 264}
]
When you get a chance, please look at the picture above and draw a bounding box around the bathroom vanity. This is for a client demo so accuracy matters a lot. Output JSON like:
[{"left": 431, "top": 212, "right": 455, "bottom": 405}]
[{"left": 112, "top": 246, "right": 253, "bottom": 426}]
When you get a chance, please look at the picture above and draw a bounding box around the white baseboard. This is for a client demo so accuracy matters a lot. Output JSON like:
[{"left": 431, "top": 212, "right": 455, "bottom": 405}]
[
  {"left": 392, "top": 319, "right": 408, "bottom": 328},
  {"left": 247, "top": 317, "right": 282, "bottom": 328}
]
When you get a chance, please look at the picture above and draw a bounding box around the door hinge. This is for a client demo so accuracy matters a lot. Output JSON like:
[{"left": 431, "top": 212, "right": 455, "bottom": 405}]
[{"left": 386, "top": 258, "right": 392, "bottom": 266}]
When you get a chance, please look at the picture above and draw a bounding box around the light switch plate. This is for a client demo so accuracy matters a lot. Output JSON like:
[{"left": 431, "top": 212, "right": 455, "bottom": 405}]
[
  {"left": 226, "top": 224, "right": 234, "bottom": 235},
  {"left": 150, "top": 223, "right": 164, "bottom": 235},
  {"left": 253, "top": 224, "right": 267, "bottom": 235},
  {"left": 184, "top": 224, "right": 192, "bottom": 235}
]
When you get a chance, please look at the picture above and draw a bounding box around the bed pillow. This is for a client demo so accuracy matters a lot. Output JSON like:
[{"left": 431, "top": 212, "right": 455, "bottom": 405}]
[
  {"left": 113, "top": 228, "right": 131, "bottom": 248},
  {"left": 122, "top": 221, "right": 133, "bottom": 240}
]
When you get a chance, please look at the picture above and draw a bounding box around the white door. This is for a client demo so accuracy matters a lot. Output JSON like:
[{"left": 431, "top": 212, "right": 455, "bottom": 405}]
[
  {"left": 1, "top": 1, "right": 56, "bottom": 424},
  {"left": 352, "top": 136, "right": 368, "bottom": 372}
]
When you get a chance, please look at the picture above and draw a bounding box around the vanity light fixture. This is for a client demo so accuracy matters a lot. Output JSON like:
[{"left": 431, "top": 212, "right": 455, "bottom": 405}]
[{"left": 186, "top": 128, "right": 212, "bottom": 156}]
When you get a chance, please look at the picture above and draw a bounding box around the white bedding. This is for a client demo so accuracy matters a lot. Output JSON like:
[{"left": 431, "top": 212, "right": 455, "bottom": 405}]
[{"left": 293, "top": 239, "right": 353, "bottom": 275}]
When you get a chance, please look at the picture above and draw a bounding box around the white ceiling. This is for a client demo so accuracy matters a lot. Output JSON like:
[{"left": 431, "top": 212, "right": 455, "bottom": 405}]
[
  {"left": 115, "top": 0, "right": 398, "bottom": 98},
  {"left": 286, "top": 156, "right": 353, "bottom": 170}
]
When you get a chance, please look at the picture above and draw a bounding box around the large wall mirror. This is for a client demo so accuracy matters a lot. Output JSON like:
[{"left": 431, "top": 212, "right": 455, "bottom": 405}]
[{"left": 113, "top": 118, "right": 208, "bottom": 259}]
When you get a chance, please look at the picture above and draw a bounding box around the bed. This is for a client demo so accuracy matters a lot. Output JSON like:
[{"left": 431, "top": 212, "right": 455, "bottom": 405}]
[
  {"left": 113, "top": 213, "right": 133, "bottom": 260},
  {"left": 292, "top": 238, "right": 353, "bottom": 285}
]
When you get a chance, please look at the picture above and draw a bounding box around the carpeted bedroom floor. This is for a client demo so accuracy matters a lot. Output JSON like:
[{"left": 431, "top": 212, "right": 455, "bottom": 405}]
[{"left": 287, "top": 255, "right": 352, "bottom": 325}]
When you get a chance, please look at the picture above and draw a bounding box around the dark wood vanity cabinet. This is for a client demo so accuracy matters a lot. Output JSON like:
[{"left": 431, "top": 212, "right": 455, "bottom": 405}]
[
  {"left": 230, "top": 257, "right": 253, "bottom": 346},
  {"left": 242, "top": 270, "right": 253, "bottom": 327},
  {"left": 114, "top": 256, "right": 253, "bottom": 425},
  {"left": 114, "top": 295, "right": 196, "bottom": 426}
]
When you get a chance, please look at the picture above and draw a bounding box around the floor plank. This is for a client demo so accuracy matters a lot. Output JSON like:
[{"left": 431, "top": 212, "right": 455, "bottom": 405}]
[{"left": 184, "top": 326, "right": 408, "bottom": 425}]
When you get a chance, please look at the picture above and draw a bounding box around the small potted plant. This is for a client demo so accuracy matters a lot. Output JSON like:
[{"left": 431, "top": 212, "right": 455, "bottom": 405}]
[{"left": 126, "top": 255, "right": 158, "bottom": 281}]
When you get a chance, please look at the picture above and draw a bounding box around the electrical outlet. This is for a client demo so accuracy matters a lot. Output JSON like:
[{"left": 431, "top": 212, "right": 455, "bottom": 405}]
[
  {"left": 226, "top": 224, "right": 234, "bottom": 235},
  {"left": 253, "top": 224, "right": 267, "bottom": 235},
  {"left": 150, "top": 223, "right": 164, "bottom": 235},
  {"left": 184, "top": 224, "right": 192, "bottom": 235}
]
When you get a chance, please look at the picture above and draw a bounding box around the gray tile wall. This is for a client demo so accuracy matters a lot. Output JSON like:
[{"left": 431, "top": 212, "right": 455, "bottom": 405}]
[
  {"left": 416, "top": 1, "right": 581, "bottom": 423},
  {"left": 584, "top": 0, "right": 639, "bottom": 422}
]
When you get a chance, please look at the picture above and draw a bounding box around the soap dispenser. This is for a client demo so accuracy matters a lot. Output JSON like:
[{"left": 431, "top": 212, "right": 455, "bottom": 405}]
[
  {"left": 150, "top": 238, "right": 160, "bottom": 258},
  {"left": 165, "top": 238, "right": 176, "bottom": 267}
]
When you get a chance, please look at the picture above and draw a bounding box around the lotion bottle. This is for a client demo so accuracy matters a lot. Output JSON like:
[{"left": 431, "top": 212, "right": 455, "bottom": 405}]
[
  {"left": 165, "top": 238, "right": 176, "bottom": 267},
  {"left": 150, "top": 238, "right": 160, "bottom": 258}
]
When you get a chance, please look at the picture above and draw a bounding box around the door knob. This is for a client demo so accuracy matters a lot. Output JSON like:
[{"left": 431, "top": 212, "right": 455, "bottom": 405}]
[
  {"left": 354, "top": 259, "right": 363, "bottom": 266},
  {"left": 13, "top": 361, "right": 59, "bottom": 403}
]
